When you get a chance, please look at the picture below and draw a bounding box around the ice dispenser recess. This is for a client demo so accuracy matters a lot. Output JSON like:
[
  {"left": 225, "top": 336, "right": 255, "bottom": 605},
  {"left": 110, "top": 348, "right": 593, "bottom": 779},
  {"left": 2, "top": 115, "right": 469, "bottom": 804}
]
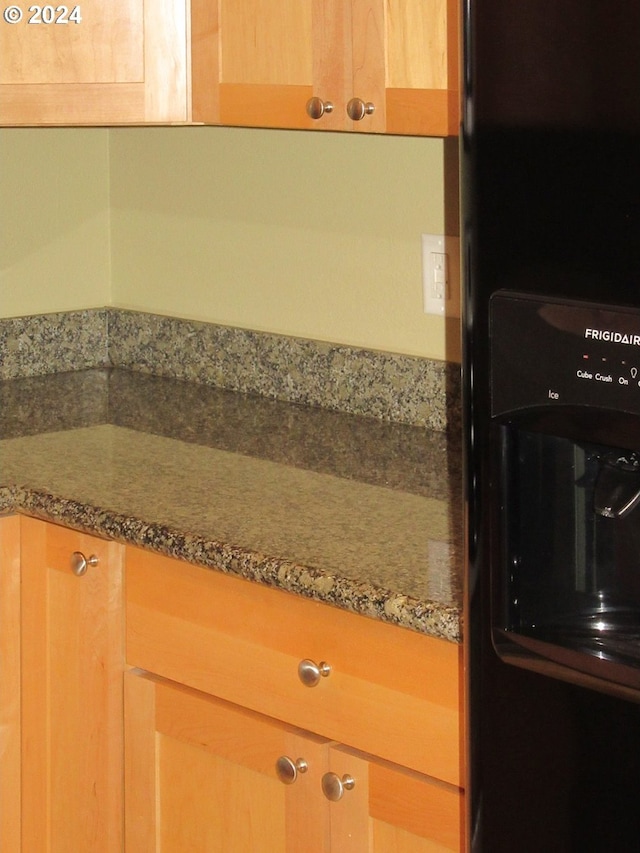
[{"left": 489, "top": 292, "right": 640, "bottom": 696}]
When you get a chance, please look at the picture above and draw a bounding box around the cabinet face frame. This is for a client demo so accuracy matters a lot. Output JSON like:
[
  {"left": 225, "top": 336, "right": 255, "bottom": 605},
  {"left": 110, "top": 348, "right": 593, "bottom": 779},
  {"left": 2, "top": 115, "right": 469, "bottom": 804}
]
[{"left": 0, "top": 516, "right": 21, "bottom": 853}]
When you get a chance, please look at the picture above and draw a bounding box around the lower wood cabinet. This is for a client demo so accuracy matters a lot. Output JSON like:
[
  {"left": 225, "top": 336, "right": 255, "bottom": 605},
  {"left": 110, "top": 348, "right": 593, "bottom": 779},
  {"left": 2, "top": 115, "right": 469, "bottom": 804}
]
[
  {"left": 124, "top": 546, "right": 465, "bottom": 851},
  {"left": 0, "top": 516, "right": 463, "bottom": 850},
  {"left": 124, "top": 672, "right": 463, "bottom": 852}
]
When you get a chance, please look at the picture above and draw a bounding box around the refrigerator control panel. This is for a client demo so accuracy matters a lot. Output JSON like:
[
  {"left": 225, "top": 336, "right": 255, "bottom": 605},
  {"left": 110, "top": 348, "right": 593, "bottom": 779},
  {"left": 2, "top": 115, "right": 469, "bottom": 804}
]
[{"left": 491, "top": 291, "right": 640, "bottom": 417}]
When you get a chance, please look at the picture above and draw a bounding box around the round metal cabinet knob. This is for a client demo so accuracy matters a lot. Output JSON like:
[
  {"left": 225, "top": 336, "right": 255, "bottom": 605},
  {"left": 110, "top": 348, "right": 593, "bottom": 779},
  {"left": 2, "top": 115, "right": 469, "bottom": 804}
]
[
  {"left": 70, "top": 551, "right": 99, "bottom": 577},
  {"left": 346, "top": 98, "right": 375, "bottom": 121},
  {"left": 322, "top": 772, "right": 356, "bottom": 801},
  {"left": 276, "top": 755, "right": 308, "bottom": 784},
  {"left": 297, "top": 659, "right": 331, "bottom": 687},
  {"left": 306, "top": 97, "right": 334, "bottom": 120}
]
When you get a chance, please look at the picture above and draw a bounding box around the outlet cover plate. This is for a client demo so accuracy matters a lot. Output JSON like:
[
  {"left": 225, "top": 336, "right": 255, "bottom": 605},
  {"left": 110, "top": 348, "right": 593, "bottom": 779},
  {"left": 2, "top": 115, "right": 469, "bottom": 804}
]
[{"left": 422, "top": 234, "right": 461, "bottom": 317}]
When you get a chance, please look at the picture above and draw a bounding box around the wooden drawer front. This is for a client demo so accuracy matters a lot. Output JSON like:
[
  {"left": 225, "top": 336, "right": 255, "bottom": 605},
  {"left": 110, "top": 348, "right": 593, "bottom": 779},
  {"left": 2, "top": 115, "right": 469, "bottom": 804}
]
[{"left": 125, "top": 547, "right": 463, "bottom": 787}]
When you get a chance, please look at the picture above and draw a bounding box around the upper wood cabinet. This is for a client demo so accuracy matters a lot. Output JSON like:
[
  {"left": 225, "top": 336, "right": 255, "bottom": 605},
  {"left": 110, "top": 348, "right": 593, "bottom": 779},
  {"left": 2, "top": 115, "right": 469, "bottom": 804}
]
[
  {"left": 0, "top": 0, "right": 190, "bottom": 125},
  {"left": 191, "top": 0, "right": 460, "bottom": 135},
  {"left": 1, "top": 0, "right": 458, "bottom": 133}
]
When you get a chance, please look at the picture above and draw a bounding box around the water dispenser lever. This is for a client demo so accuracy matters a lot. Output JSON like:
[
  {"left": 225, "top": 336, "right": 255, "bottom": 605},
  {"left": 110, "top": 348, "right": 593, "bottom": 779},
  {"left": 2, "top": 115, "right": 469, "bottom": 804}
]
[{"left": 594, "top": 452, "right": 640, "bottom": 518}]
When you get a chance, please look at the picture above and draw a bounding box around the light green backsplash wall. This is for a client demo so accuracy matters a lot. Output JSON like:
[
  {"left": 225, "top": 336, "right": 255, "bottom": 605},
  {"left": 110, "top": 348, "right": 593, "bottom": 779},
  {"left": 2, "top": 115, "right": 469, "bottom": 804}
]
[
  {"left": 0, "top": 129, "right": 111, "bottom": 317},
  {"left": 1, "top": 126, "right": 460, "bottom": 361},
  {"left": 109, "top": 127, "right": 460, "bottom": 362}
]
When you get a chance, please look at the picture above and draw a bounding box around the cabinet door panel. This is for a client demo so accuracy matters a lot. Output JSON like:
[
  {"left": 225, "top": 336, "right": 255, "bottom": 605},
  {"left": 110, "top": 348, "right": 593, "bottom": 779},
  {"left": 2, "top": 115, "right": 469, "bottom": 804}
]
[
  {"left": 384, "top": 0, "right": 459, "bottom": 136},
  {"left": 385, "top": 0, "right": 448, "bottom": 90},
  {"left": 159, "top": 736, "right": 285, "bottom": 852},
  {"left": 20, "top": 517, "right": 124, "bottom": 852},
  {"left": 369, "top": 762, "right": 464, "bottom": 852},
  {"left": 193, "top": 0, "right": 352, "bottom": 130},
  {"left": 0, "top": 0, "right": 188, "bottom": 124},
  {"left": 221, "top": 0, "right": 312, "bottom": 85},
  {"left": 125, "top": 672, "right": 331, "bottom": 852},
  {"left": 2, "top": 0, "right": 143, "bottom": 85},
  {"left": 327, "top": 745, "right": 464, "bottom": 852},
  {"left": 216, "top": 0, "right": 315, "bottom": 130},
  {"left": 218, "top": 84, "right": 314, "bottom": 130}
]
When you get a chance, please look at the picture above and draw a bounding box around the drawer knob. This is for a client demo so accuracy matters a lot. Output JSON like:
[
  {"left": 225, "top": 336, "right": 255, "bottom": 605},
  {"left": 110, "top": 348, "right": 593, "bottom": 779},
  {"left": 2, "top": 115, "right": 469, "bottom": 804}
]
[
  {"left": 298, "top": 659, "right": 331, "bottom": 687},
  {"left": 306, "top": 97, "right": 334, "bottom": 119},
  {"left": 70, "top": 551, "right": 99, "bottom": 577},
  {"left": 322, "top": 772, "right": 355, "bottom": 801},
  {"left": 276, "top": 755, "right": 308, "bottom": 784},
  {"left": 346, "top": 97, "right": 375, "bottom": 121}
]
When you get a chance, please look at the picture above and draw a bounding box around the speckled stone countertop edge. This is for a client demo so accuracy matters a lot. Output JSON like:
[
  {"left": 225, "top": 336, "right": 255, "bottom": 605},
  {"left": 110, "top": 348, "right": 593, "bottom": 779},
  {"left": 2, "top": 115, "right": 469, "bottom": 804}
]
[{"left": 0, "top": 485, "right": 462, "bottom": 644}]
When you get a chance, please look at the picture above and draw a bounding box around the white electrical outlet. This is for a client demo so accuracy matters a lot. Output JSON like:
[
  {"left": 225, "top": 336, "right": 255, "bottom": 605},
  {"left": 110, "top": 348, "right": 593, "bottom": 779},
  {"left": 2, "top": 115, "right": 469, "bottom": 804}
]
[{"left": 422, "top": 234, "right": 461, "bottom": 317}]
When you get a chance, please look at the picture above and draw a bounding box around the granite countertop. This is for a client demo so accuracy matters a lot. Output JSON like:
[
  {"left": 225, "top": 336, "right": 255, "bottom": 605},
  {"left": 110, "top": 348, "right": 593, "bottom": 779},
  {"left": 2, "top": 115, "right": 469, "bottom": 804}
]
[{"left": 0, "top": 368, "right": 463, "bottom": 642}]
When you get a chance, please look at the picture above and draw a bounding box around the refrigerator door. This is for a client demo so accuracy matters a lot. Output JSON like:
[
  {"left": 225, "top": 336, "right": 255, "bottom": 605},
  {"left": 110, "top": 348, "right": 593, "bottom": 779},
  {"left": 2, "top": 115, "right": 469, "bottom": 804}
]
[{"left": 463, "top": 2, "right": 640, "bottom": 850}]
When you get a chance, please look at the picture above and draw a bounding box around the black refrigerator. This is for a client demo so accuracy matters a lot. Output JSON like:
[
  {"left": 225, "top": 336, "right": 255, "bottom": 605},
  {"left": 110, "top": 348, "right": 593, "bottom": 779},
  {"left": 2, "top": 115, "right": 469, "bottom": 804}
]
[{"left": 462, "top": 2, "right": 640, "bottom": 850}]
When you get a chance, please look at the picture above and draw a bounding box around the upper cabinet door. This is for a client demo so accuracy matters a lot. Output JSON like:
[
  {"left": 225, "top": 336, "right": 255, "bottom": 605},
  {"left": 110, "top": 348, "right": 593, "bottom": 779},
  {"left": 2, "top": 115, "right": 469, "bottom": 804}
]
[
  {"left": 0, "top": 0, "right": 190, "bottom": 125},
  {"left": 379, "top": 0, "right": 460, "bottom": 136},
  {"left": 191, "top": 0, "right": 459, "bottom": 136},
  {"left": 192, "top": 0, "right": 348, "bottom": 131}
]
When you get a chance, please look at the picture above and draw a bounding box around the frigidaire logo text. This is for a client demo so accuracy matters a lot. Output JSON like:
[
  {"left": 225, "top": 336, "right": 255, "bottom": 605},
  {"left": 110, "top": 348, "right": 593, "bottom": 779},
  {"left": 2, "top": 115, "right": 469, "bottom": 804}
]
[{"left": 585, "top": 328, "right": 640, "bottom": 346}]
